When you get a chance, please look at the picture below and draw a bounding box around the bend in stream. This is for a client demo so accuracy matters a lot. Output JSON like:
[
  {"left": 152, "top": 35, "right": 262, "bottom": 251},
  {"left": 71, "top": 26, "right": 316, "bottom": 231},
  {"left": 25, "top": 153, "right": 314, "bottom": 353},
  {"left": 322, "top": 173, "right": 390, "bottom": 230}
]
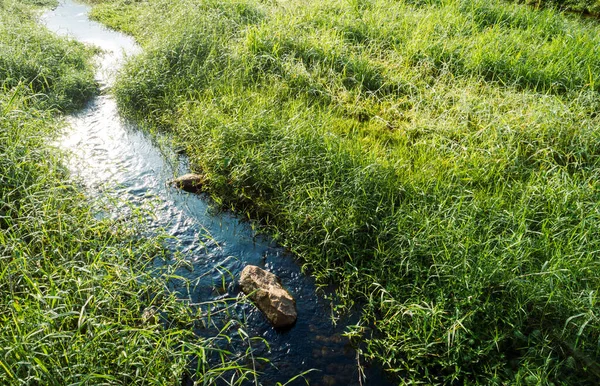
[{"left": 42, "top": 2, "right": 391, "bottom": 385}]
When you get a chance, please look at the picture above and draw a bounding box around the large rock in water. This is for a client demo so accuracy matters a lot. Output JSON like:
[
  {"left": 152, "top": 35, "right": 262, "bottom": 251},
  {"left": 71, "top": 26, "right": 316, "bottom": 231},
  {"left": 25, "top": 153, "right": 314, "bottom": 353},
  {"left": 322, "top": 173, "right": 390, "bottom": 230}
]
[
  {"left": 239, "top": 265, "right": 297, "bottom": 328},
  {"left": 169, "top": 173, "right": 205, "bottom": 193}
]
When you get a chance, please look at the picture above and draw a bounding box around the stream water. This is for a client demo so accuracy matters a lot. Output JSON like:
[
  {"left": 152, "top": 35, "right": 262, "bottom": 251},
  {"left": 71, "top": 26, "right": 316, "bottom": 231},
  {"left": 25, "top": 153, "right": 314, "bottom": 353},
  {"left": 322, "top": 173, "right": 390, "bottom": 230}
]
[{"left": 42, "top": 2, "right": 390, "bottom": 385}]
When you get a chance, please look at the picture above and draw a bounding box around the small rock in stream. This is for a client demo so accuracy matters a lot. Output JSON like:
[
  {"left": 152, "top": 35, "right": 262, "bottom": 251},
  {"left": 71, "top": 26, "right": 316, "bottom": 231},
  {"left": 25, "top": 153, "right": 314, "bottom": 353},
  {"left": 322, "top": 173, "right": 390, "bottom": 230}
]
[
  {"left": 239, "top": 265, "right": 297, "bottom": 328},
  {"left": 169, "top": 173, "right": 205, "bottom": 193}
]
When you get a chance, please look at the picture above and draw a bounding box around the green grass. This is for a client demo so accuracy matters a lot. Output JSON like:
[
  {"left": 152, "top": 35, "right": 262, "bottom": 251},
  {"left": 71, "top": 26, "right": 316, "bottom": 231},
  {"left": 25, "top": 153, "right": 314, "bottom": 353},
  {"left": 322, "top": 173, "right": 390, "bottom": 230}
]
[
  {"left": 0, "top": 1, "right": 96, "bottom": 111},
  {"left": 518, "top": 0, "right": 600, "bottom": 16},
  {"left": 86, "top": 0, "right": 600, "bottom": 384},
  {"left": 0, "top": 1, "right": 263, "bottom": 384}
]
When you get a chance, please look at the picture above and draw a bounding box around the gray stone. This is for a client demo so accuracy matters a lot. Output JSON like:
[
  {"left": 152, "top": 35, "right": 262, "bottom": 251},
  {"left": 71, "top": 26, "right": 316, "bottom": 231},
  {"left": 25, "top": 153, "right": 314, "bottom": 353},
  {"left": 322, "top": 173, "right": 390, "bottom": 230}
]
[
  {"left": 169, "top": 173, "right": 205, "bottom": 192},
  {"left": 239, "top": 265, "right": 297, "bottom": 328}
]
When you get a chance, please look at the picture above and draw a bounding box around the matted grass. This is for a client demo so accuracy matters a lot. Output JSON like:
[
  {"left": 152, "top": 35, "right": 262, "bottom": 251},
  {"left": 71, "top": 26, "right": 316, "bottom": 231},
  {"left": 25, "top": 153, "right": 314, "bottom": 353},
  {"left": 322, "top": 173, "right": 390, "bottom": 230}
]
[{"left": 88, "top": 0, "right": 600, "bottom": 383}]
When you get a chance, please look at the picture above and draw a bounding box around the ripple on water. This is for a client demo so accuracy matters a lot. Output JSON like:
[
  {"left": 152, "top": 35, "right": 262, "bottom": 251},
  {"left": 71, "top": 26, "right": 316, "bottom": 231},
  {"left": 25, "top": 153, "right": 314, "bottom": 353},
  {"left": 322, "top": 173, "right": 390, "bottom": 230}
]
[{"left": 42, "top": 1, "right": 391, "bottom": 385}]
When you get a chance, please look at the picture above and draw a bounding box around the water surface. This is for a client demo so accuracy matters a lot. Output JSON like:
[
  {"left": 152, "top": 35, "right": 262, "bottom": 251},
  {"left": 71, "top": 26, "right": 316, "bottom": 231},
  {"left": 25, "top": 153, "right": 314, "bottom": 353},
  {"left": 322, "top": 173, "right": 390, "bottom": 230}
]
[{"left": 42, "top": 2, "right": 390, "bottom": 385}]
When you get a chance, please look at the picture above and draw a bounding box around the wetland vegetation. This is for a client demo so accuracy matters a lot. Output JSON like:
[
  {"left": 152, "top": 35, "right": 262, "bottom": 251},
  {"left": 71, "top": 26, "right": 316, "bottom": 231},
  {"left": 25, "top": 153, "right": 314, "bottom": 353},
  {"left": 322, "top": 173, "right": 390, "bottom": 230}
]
[
  {"left": 2, "top": 0, "right": 600, "bottom": 384},
  {"left": 88, "top": 0, "right": 600, "bottom": 383},
  {"left": 0, "top": 1, "right": 261, "bottom": 384}
]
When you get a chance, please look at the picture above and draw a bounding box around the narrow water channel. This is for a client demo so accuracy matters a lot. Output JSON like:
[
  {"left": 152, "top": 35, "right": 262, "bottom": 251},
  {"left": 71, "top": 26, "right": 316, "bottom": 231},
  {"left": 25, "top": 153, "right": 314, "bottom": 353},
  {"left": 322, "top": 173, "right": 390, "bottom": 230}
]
[{"left": 42, "top": 2, "right": 390, "bottom": 385}]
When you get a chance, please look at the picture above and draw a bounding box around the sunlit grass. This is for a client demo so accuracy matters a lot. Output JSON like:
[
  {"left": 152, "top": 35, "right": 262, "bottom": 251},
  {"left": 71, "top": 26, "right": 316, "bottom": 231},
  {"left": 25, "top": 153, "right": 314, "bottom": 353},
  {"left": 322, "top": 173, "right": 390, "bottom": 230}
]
[
  {"left": 87, "top": 0, "right": 600, "bottom": 383},
  {"left": 0, "top": 1, "right": 265, "bottom": 384}
]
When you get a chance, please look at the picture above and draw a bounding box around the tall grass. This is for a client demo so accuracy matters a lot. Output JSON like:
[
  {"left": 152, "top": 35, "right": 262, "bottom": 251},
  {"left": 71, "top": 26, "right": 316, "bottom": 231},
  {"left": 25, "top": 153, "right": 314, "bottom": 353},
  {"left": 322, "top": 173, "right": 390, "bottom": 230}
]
[
  {"left": 517, "top": 0, "right": 600, "bottom": 16},
  {"left": 0, "top": 1, "right": 96, "bottom": 111},
  {"left": 0, "top": 1, "right": 261, "bottom": 384},
  {"left": 89, "top": 0, "right": 600, "bottom": 383}
]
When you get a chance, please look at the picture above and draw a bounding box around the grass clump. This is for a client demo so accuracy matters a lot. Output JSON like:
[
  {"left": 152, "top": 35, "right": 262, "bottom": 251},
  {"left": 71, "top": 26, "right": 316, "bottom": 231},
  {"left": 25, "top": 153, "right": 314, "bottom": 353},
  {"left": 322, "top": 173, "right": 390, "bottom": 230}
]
[
  {"left": 518, "top": 0, "right": 600, "bottom": 16},
  {"left": 0, "top": 1, "right": 259, "bottom": 384},
  {"left": 0, "top": 2, "right": 96, "bottom": 111},
  {"left": 88, "top": 0, "right": 600, "bottom": 384}
]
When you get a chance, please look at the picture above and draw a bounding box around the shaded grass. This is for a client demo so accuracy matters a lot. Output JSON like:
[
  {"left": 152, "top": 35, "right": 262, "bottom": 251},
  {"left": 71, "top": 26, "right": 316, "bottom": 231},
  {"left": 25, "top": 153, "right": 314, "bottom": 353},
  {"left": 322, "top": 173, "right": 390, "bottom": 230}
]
[
  {"left": 89, "top": 0, "right": 600, "bottom": 383},
  {"left": 0, "top": 1, "right": 262, "bottom": 384},
  {"left": 518, "top": 0, "right": 600, "bottom": 16}
]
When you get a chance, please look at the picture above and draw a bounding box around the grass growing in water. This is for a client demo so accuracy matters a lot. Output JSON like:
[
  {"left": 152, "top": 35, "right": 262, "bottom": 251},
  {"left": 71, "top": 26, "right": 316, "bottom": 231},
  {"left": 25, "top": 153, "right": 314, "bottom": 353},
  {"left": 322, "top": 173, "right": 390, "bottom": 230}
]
[
  {"left": 0, "top": 1, "right": 265, "bottom": 384},
  {"left": 88, "top": 0, "right": 600, "bottom": 383}
]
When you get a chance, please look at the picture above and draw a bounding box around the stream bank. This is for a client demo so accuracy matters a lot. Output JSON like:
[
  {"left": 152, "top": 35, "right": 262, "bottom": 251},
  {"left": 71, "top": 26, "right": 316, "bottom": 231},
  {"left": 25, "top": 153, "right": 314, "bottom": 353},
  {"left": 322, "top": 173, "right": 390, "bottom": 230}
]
[{"left": 42, "top": 1, "right": 391, "bottom": 385}]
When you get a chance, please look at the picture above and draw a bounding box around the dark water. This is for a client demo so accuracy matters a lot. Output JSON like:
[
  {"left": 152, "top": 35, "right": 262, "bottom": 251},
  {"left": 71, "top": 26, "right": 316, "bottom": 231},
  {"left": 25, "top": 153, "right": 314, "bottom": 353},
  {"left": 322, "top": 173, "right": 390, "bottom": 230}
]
[{"left": 42, "top": 2, "right": 391, "bottom": 385}]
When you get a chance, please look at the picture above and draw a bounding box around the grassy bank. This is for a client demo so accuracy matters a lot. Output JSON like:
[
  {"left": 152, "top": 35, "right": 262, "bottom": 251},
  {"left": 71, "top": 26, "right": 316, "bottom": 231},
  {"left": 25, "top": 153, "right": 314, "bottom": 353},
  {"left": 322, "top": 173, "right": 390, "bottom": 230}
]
[
  {"left": 87, "top": 0, "right": 600, "bottom": 384},
  {"left": 0, "top": 1, "right": 259, "bottom": 384},
  {"left": 518, "top": 0, "right": 600, "bottom": 16}
]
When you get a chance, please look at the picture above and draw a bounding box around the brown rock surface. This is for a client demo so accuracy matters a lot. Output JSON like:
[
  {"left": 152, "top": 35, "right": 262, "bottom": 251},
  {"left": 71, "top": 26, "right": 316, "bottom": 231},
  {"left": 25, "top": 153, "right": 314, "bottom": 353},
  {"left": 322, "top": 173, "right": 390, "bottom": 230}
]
[
  {"left": 169, "top": 173, "right": 205, "bottom": 192},
  {"left": 239, "top": 265, "right": 297, "bottom": 328}
]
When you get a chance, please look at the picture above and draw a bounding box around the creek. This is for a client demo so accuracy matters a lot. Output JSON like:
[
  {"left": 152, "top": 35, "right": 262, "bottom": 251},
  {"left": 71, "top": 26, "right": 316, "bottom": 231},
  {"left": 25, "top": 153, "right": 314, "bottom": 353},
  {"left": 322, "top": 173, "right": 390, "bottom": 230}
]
[{"left": 42, "top": 1, "right": 390, "bottom": 385}]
